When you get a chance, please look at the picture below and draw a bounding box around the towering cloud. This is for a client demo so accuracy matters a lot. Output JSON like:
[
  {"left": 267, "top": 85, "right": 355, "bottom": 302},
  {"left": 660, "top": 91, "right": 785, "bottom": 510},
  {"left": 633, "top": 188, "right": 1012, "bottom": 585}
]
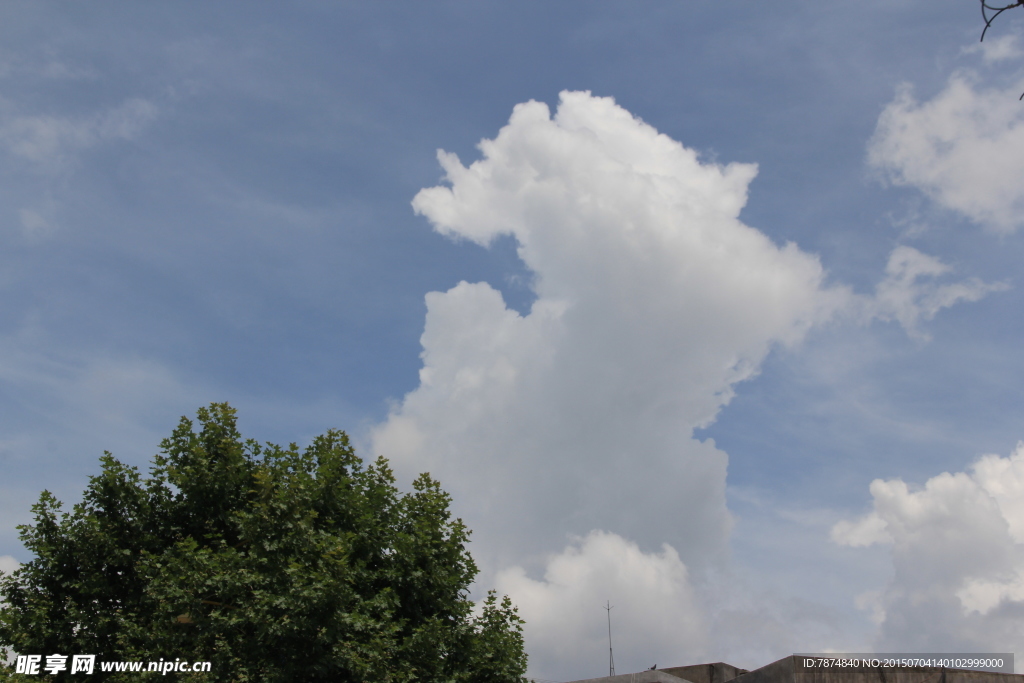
[
  {"left": 370, "top": 90, "right": 1007, "bottom": 678},
  {"left": 371, "top": 91, "right": 838, "bottom": 572}
]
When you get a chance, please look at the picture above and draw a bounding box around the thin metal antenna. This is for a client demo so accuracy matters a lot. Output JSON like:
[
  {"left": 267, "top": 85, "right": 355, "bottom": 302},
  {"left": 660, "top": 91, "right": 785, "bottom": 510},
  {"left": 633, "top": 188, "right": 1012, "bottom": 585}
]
[{"left": 605, "top": 600, "right": 615, "bottom": 677}]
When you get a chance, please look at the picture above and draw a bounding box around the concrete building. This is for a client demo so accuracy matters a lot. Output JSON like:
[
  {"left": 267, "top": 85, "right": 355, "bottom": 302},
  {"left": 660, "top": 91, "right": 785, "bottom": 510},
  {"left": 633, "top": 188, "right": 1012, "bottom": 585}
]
[
  {"left": 562, "top": 657, "right": 1020, "bottom": 683},
  {"left": 563, "top": 661, "right": 746, "bottom": 683}
]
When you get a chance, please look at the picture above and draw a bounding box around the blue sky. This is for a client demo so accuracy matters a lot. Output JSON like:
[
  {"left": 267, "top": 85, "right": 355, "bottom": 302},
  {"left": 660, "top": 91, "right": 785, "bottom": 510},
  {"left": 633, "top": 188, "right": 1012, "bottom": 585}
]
[{"left": 3, "top": 2, "right": 1024, "bottom": 680}]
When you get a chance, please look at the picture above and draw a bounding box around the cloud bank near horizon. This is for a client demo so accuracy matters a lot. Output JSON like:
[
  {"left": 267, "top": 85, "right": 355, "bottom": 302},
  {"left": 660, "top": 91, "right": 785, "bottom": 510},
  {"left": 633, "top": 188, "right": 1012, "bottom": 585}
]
[{"left": 834, "top": 443, "right": 1024, "bottom": 657}]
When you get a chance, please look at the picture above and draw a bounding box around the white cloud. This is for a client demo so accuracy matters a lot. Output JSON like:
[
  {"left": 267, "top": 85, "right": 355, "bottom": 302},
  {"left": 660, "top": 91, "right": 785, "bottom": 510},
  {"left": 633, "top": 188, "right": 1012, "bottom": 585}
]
[
  {"left": 372, "top": 90, "right": 843, "bottom": 578},
  {"left": 496, "top": 531, "right": 705, "bottom": 680},
  {"left": 854, "top": 590, "right": 886, "bottom": 626},
  {"left": 868, "top": 73, "right": 1024, "bottom": 233},
  {"left": 0, "top": 97, "right": 157, "bottom": 171},
  {"left": 17, "top": 208, "right": 54, "bottom": 241},
  {"left": 833, "top": 443, "right": 1024, "bottom": 654},
  {"left": 0, "top": 555, "right": 18, "bottom": 576},
  {"left": 870, "top": 246, "right": 1007, "bottom": 340},
  {"left": 499, "top": 529, "right": 868, "bottom": 680},
  {"left": 832, "top": 511, "right": 891, "bottom": 548},
  {"left": 38, "top": 60, "right": 99, "bottom": 81},
  {"left": 963, "top": 35, "right": 1024, "bottom": 64}
]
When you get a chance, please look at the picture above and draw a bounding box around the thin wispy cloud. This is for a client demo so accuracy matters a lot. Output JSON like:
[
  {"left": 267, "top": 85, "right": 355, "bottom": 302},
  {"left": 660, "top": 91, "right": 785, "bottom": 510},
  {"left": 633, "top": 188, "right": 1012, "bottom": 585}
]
[
  {"left": 0, "top": 97, "right": 157, "bottom": 172},
  {"left": 870, "top": 246, "right": 1007, "bottom": 340}
]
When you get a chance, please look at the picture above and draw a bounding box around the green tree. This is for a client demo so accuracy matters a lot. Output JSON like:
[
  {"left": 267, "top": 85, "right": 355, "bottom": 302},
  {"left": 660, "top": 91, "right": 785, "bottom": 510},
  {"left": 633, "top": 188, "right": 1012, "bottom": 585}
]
[{"left": 0, "top": 403, "right": 527, "bottom": 682}]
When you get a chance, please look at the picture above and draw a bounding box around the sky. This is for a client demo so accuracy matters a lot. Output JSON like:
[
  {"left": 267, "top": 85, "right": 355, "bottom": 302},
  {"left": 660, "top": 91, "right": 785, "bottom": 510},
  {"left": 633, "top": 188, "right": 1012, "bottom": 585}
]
[{"left": 2, "top": 2, "right": 1024, "bottom": 681}]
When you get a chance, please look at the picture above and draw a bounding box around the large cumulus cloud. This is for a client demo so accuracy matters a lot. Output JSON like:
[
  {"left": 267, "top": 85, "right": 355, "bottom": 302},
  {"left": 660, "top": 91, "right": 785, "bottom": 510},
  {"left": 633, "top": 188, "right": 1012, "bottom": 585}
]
[
  {"left": 372, "top": 90, "right": 840, "bottom": 575},
  {"left": 370, "top": 90, "right": 1002, "bottom": 678}
]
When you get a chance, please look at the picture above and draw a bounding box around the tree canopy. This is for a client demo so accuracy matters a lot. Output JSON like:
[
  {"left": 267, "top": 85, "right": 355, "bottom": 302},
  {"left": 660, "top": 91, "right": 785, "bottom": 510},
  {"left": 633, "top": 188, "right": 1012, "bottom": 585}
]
[{"left": 0, "top": 403, "right": 527, "bottom": 682}]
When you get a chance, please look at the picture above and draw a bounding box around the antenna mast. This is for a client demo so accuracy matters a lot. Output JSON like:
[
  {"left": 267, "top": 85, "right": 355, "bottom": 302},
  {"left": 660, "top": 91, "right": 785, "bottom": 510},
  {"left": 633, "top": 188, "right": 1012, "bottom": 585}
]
[{"left": 605, "top": 600, "right": 615, "bottom": 677}]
